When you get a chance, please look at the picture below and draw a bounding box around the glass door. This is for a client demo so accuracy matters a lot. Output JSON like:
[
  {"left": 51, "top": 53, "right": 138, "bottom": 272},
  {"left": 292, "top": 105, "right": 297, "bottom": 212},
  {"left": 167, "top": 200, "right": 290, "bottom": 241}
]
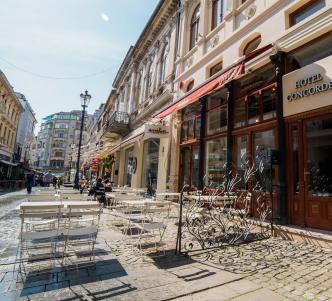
[
  {"left": 180, "top": 145, "right": 200, "bottom": 190},
  {"left": 304, "top": 117, "right": 332, "bottom": 230}
]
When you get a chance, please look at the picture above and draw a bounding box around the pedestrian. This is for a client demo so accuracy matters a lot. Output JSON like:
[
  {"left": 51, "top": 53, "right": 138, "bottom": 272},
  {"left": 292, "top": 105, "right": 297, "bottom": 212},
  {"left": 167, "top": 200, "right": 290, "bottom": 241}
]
[
  {"left": 53, "top": 176, "right": 58, "bottom": 189},
  {"left": 26, "top": 172, "right": 34, "bottom": 194}
]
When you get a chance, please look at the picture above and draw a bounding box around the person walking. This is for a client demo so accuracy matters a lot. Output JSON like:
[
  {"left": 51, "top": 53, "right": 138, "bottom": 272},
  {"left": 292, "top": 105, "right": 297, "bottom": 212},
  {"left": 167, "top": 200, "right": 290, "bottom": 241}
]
[
  {"left": 26, "top": 172, "right": 34, "bottom": 194},
  {"left": 53, "top": 176, "right": 58, "bottom": 189}
]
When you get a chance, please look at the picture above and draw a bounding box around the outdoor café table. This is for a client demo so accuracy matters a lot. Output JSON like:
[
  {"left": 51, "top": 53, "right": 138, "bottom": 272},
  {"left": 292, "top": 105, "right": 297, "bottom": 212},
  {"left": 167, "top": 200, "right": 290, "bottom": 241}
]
[
  {"left": 185, "top": 195, "right": 236, "bottom": 202},
  {"left": 16, "top": 200, "right": 99, "bottom": 211},
  {"left": 156, "top": 192, "right": 181, "bottom": 202},
  {"left": 120, "top": 199, "right": 159, "bottom": 206}
]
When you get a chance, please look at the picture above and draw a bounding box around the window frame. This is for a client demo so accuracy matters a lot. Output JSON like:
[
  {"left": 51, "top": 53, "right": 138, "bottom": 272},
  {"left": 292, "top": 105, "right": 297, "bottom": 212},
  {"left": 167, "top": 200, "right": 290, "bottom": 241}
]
[
  {"left": 211, "top": 0, "right": 224, "bottom": 30},
  {"left": 209, "top": 61, "right": 223, "bottom": 77},
  {"left": 233, "top": 83, "right": 277, "bottom": 129},
  {"left": 189, "top": 4, "right": 200, "bottom": 50},
  {"left": 289, "top": 0, "right": 326, "bottom": 27},
  {"left": 243, "top": 35, "right": 262, "bottom": 56}
]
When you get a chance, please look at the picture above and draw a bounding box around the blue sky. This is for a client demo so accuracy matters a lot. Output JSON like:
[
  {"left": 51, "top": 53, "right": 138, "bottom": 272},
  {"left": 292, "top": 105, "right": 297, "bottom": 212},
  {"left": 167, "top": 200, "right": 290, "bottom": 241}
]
[{"left": 0, "top": 0, "right": 159, "bottom": 130}]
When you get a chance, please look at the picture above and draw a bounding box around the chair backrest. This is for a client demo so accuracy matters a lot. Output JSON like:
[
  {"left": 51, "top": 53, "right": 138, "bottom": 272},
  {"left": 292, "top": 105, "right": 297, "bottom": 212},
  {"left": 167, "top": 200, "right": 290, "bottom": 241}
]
[
  {"left": 20, "top": 204, "right": 63, "bottom": 220},
  {"left": 67, "top": 203, "right": 103, "bottom": 219}
]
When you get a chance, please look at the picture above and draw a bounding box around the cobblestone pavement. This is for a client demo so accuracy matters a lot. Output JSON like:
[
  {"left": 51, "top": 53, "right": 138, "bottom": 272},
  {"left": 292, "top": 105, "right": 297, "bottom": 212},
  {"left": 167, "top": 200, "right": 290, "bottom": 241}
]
[{"left": 0, "top": 188, "right": 331, "bottom": 300}]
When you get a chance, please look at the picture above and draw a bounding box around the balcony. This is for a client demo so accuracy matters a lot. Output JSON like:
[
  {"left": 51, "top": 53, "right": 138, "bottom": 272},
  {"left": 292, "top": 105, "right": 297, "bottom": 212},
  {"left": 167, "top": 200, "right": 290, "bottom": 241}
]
[{"left": 104, "top": 111, "right": 129, "bottom": 137}]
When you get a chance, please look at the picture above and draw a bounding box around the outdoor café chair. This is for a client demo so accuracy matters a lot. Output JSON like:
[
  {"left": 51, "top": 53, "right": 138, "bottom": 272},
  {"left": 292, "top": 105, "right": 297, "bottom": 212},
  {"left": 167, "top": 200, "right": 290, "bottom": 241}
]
[
  {"left": 61, "top": 203, "right": 103, "bottom": 267},
  {"left": 16, "top": 204, "right": 64, "bottom": 277}
]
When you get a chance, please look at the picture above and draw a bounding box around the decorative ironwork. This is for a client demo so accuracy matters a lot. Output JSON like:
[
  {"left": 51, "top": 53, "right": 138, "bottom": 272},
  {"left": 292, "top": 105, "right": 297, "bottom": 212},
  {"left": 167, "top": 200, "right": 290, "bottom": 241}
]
[{"left": 176, "top": 148, "right": 274, "bottom": 254}]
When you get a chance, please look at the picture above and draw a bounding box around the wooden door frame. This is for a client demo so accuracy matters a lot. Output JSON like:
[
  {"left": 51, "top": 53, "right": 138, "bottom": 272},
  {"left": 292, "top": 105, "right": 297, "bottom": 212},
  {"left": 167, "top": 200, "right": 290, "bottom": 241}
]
[
  {"left": 285, "top": 106, "right": 332, "bottom": 229},
  {"left": 179, "top": 143, "right": 199, "bottom": 191}
]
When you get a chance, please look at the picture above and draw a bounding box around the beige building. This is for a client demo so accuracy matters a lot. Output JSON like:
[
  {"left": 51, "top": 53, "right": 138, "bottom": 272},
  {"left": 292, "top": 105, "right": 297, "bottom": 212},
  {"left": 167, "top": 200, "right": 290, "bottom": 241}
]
[
  {"left": 0, "top": 71, "right": 24, "bottom": 166},
  {"left": 99, "top": 0, "right": 332, "bottom": 231},
  {"left": 97, "top": 0, "right": 178, "bottom": 193}
]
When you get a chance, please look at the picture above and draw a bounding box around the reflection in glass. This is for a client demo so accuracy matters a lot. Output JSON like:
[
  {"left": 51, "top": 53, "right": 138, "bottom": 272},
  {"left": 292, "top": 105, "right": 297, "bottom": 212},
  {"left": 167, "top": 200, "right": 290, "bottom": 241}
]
[
  {"left": 248, "top": 93, "right": 260, "bottom": 125},
  {"left": 192, "top": 146, "right": 200, "bottom": 189},
  {"left": 124, "top": 147, "right": 134, "bottom": 186},
  {"left": 207, "top": 106, "right": 227, "bottom": 135},
  {"left": 235, "top": 135, "right": 249, "bottom": 190},
  {"left": 306, "top": 118, "right": 332, "bottom": 197},
  {"left": 254, "top": 130, "right": 277, "bottom": 191},
  {"left": 205, "top": 137, "right": 227, "bottom": 187},
  {"left": 234, "top": 100, "right": 246, "bottom": 128},
  {"left": 181, "top": 148, "right": 191, "bottom": 187},
  {"left": 142, "top": 139, "right": 160, "bottom": 192},
  {"left": 262, "top": 87, "right": 276, "bottom": 120}
]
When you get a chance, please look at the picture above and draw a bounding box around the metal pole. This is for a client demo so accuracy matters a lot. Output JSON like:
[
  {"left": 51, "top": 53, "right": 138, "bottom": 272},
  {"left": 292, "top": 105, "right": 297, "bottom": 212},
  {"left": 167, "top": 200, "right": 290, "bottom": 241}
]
[{"left": 74, "top": 106, "right": 86, "bottom": 189}]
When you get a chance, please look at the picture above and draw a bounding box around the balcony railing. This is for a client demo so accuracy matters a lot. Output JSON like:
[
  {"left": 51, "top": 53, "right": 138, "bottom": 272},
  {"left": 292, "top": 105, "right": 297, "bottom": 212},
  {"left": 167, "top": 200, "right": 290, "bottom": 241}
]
[{"left": 104, "top": 111, "right": 129, "bottom": 136}]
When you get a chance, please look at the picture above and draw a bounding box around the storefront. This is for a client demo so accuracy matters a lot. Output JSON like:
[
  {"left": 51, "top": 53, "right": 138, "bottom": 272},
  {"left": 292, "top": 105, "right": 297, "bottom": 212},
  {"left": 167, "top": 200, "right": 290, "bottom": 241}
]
[
  {"left": 284, "top": 53, "right": 332, "bottom": 231},
  {"left": 111, "top": 123, "right": 169, "bottom": 193}
]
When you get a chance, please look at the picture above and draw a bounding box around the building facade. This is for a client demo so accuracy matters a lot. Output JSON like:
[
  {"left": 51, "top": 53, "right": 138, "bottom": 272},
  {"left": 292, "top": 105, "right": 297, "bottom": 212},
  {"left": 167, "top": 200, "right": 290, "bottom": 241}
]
[
  {"left": 14, "top": 92, "right": 37, "bottom": 166},
  {"left": 99, "top": 0, "right": 332, "bottom": 231},
  {"left": 0, "top": 71, "right": 24, "bottom": 180},
  {"left": 35, "top": 111, "right": 90, "bottom": 173}
]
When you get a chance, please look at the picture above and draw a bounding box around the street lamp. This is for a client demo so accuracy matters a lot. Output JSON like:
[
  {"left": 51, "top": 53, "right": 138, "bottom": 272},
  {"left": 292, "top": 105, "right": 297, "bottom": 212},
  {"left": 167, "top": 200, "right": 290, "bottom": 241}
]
[{"left": 74, "top": 90, "right": 91, "bottom": 189}]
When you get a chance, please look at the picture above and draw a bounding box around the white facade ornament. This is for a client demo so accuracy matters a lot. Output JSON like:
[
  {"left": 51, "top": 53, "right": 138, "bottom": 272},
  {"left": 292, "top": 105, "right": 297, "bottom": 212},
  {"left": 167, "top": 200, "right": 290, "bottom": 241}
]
[
  {"left": 210, "top": 34, "right": 220, "bottom": 48},
  {"left": 244, "top": 4, "right": 257, "bottom": 20}
]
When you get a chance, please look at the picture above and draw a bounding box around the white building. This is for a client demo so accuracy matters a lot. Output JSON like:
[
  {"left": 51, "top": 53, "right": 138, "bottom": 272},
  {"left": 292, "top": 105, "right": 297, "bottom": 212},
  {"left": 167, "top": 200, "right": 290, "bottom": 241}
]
[{"left": 14, "top": 92, "right": 37, "bottom": 166}]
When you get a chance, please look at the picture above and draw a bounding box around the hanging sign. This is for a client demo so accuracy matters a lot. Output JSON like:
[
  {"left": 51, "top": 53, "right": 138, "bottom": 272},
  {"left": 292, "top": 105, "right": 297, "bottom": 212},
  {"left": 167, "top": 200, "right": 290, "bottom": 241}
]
[{"left": 144, "top": 124, "right": 170, "bottom": 139}]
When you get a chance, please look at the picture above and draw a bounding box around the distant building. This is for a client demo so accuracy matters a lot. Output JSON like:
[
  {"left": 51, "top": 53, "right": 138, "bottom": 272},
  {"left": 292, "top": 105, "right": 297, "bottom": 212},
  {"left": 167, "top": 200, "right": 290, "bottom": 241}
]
[
  {"left": 14, "top": 92, "right": 37, "bottom": 166},
  {"left": 35, "top": 110, "right": 90, "bottom": 173},
  {"left": 0, "top": 71, "right": 24, "bottom": 180}
]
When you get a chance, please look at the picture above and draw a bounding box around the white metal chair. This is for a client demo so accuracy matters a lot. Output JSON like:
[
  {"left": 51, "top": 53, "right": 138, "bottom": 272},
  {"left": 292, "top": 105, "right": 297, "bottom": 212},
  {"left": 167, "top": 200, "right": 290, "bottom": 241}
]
[
  {"left": 16, "top": 204, "right": 64, "bottom": 277},
  {"left": 61, "top": 203, "right": 103, "bottom": 266}
]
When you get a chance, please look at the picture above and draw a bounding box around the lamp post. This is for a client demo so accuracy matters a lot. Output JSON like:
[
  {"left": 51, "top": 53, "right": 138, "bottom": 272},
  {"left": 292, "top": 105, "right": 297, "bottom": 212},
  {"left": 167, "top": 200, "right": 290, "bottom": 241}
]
[{"left": 74, "top": 90, "right": 91, "bottom": 189}]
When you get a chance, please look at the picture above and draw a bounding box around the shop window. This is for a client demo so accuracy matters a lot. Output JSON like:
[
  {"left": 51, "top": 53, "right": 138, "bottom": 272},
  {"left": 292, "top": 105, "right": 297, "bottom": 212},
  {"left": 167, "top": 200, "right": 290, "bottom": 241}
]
[
  {"left": 261, "top": 87, "right": 277, "bottom": 120},
  {"left": 190, "top": 5, "right": 200, "bottom": 50},
  {"left": 235, "top": 135, "right": 249, "bottom": 189},
  {"left": 234, "top": 100, "right": 246, "bottom": 128},
  {"left": 243, "top": 36, "right": 261, "bottom": 56},
  {"left": 124, "top": 147, "right": 134, "bottom": 187},
  {"left": 207, "top": 106, "right": 227, "bottom": 135},
  {"left": 209, "top": 61, "right": 223, "bottom": 77},
  {"left": 253, "top": 129, "right": 278, "bottom": 191},
  {"left": 211, "top": 0, "right": 223, "bottom": 30},
  {"left": 234, "top": 84, "right": 277, "bottom": 129},
  {"left": 181, "top": 103, "right": 201, "bottom": 143},
  {"left": 290, "top": 0, "right": 325, "bottom": 27},
  {"left": 142, "top": 139, "right": 160, "bottom": 192},
  {"left": 205, "top": 137, "right": 227, "bottom": 187},
  {"left": 248, "top": 93, "right": 260, "bottom": 125}
]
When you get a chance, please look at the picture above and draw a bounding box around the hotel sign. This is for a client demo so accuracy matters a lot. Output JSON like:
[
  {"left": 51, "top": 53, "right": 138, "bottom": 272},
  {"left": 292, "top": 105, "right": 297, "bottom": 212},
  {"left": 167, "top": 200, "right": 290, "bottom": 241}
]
[
  {"left": 283, "top": 55, "right": 332, "bottom": 117},
  {"left": 287, "top": 73, "right": 332, "bottom": 102}
]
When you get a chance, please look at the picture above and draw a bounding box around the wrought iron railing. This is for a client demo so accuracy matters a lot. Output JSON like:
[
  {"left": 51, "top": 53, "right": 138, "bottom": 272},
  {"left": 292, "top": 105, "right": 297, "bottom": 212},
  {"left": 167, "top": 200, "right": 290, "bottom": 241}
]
[{"left": 107, "top": 111, "right": 129, "bottom": 126}]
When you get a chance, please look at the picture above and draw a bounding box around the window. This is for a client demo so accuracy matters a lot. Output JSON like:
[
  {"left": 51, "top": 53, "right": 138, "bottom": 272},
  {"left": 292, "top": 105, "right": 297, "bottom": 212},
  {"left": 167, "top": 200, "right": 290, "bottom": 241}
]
[
  {"left": 206, "top": 93, "right": 227, "bottom": 136},
  {"left": 243, "top": 36, "right": 261, "bottom": 56},
  {"left": 234, "top": 84, "right": 277, "bottom": 129},
  {"left": 190, "top": 5, "right": 200, "bottom": 50},
  {"left": 186, "top": 80, "right": 194, "bottom": 92},
  {"left": 290, "top": 0, "right": 325, "bottom": 26},
  {"left": 205, "top": 137, "right": 227, "bottom": 187},
  {"left": 211, "top": 0, "right": 223, "bottom": 30},
  {"left": 209, "top": 61, "right": 223, "bottom": 77},
  {"left": 181, "top": 103, "right": 200, "bottom": 143},
  {"left": 54, "top": 151, "right": 63, "bottom": 157}
]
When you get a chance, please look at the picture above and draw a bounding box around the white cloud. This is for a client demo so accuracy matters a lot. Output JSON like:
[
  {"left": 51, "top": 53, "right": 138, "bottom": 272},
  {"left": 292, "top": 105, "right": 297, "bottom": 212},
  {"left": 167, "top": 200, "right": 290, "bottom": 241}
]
[{"left": 100, "top": 13, "right": 109, "bottom": 22}]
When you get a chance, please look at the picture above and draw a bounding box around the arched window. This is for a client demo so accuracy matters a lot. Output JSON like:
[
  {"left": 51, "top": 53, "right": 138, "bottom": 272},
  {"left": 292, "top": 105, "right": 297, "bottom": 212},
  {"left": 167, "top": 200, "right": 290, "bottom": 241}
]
[
  {"left": 186, "top": 80, "right": 194, "bottom": 92},
  {"left": 243, "top": 35, "right": 261, "bottom": 56},
  {"left": 190, "top": 5, "right": 200, "bottom": 50},
  {"left": 212, "top": 0, "right": 223, "bottom": 30}
]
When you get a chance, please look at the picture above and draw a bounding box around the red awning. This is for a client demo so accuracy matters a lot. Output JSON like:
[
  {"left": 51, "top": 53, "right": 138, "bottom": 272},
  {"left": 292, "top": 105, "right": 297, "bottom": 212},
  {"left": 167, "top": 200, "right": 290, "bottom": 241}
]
[{"left": 154, "top": 62, "right": 245, "bottom": 119}]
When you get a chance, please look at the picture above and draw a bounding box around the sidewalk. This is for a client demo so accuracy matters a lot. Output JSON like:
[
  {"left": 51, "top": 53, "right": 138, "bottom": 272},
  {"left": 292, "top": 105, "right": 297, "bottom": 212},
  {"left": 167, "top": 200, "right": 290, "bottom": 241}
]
[{"left": 0, "top": 188, "right": 331, "bottom": 300}]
